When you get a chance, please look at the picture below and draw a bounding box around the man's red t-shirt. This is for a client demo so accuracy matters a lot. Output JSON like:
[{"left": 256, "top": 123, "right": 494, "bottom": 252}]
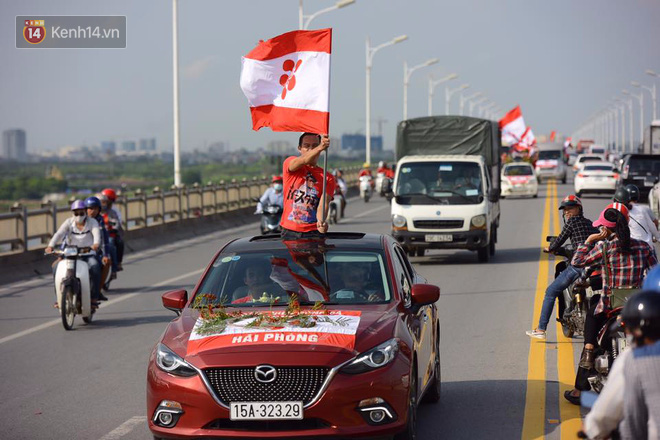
[
  {"left": 358, "top": 169, "right": 372, "bottom": 178},
  {"left": 280, "top": 156, "right": 336, "bottom": 232}
]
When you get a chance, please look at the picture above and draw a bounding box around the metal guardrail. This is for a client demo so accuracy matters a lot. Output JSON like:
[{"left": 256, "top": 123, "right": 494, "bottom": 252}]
[{"left": 0, "top": 168, "right": 359, "bottom": 255}]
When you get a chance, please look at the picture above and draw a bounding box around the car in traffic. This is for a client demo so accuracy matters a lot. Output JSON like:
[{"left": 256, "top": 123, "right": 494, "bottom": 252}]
[
  {"left": 618, "top": 154, "right": 660, "bottom": 202},
  {"left": 501, "top": 162, "right": 538, "bottom": 198},
  {"left": 574, "top": 161, "right": 619, "bottom": 197},
  {"left": 534, "top": 143, "right": 567, "bottom": 183},
  {"left": 147, "top": 233, "right": 441, "bottom": 440},
  {"left": 572, "top": 154, "right": 607, "bottom": 172}
]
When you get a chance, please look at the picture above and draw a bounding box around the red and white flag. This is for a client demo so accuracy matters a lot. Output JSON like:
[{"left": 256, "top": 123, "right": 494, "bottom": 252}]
[
  {"left": 520, "top": 127, "right": 537, "bottom": 147},
  {"left": 499, "top": 105, "right": 526, "bottom": 145},
  {"left": 240, "top": 29, "right": 332, "bottom": 133}
]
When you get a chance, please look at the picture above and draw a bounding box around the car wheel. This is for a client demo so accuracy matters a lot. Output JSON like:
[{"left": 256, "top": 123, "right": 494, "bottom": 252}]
[
  {"left": 500, "top": 195, "right": 506, "bottom": 199},
  {"left": 394, "top": 364, "right": 418, "bottom": 440},
  {"left": 562, "top": 176, "right": 567, "bottom": 184},
  {"left": 538, "top": 177, "right": 542, "bottom": 184},
  {"left": 477, "top": 245, "right": 490, "bottom": 263},
  {"left": 576, "top": 191, "right": 582, "bottom": 198},
  {"left": 533, "top": 193, "right": 538, "bottom": 198}
]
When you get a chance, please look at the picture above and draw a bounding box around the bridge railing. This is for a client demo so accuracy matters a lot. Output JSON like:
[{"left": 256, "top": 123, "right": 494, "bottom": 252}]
[{"left": 0, "top": 168, "right": 359, "bottom": 255}]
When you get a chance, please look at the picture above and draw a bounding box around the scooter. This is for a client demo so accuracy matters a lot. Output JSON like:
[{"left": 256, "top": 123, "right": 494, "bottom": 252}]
[
  {"left": 359, "top": 175, "right": 374, "bottom": 203},
  {"left": 589, "top": 311, "right": 628, "bottom": 393},
  {"left": 51, "top": 246, "right": 97, "bottom": 330},
  {"left": 253, "top": 198, "right": 283, "bottom": 235}
]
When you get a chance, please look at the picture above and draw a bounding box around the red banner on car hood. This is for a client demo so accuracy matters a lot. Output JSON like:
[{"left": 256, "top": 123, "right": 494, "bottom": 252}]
[{"left": 187, "top": 310, "right": 361, "bottom": 355}]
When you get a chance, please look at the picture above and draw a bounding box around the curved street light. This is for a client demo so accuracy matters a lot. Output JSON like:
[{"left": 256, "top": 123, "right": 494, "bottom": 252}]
[
  {"left": 365, "top": 34, "right": 408, "bottom": 164},
  {"left": 300, "top": 0, "right": 355, "bottom": 30},
  {"left": 403, "top": 58, "right": 439, "bottom": 120},
  {"left": 427, "top": 73, "right": 457, "bottom": 116},
  {"left": 468, "top": 96, "right": 487, "bottom": 117},
  {"left": 459, "top": 91, "right": 482, "bottom": 116},
  {"left": 623, "top": 88, "right": 644, "bottom": 148},
  {"left": 445, "top": 83, "right": 469, "bottom": 115}
]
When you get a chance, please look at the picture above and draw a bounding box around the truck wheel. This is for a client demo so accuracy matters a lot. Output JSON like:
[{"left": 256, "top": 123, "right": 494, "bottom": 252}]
[
  {"left": 477, "top": 245, "right": 490, "bottom": 263},
  {"left": 489, "top": 230, "right": 496, "bottom": 256}
]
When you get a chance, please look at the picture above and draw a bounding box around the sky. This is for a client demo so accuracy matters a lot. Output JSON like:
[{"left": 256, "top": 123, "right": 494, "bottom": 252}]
[{"left": 1, "top": 0, "right": 659, "bottom": 154}]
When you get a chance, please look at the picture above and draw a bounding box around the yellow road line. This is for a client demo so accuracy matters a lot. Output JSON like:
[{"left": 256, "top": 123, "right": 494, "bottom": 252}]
[
  {"left": 521, "top": 180, "right": 554, "bottom": 440},
  {"left": 554, "top": 182, "right": 582, "bottom": 438}
]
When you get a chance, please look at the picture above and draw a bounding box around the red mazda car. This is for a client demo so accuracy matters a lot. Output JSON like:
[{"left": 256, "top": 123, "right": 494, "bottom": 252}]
[{"left": 147, "top": 233, "right": 440, "bottom": 439}]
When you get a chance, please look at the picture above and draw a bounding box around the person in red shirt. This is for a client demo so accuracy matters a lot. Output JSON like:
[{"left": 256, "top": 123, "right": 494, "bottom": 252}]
[
  {"left": 280, "top": 133, "right": 336, "bottom": 239},
  {"left": 358, "top": 162, "right": 373, "bottom": 178}
]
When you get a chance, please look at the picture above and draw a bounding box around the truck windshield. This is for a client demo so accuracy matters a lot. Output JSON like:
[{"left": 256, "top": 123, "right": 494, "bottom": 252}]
[
  {"left": 538, "top": 150, "right": 561, "bottom": 160},
  {"left": 396, "top": 162, "right": 483, "bottom": 205}
]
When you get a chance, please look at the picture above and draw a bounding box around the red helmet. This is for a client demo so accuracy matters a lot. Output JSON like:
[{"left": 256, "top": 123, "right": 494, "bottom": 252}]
[
  {"left": 271, "top": 175, "right": 283, "bottom": 183},
  {"left": 559, "top": 194, "right": 582, "bottom": 210},
  {"left": 606, "top": 201, "right": 629, "bottom": 221},
  {"left": 593, "top": 202, "right": 629, "bottom": 228},
  {"left": 102, "top": 188, "right": 117, "bottom": 202}
]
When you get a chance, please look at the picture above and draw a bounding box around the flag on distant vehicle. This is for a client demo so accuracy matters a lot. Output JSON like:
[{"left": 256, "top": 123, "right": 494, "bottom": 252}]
[
  {"left": 549, "top": 130, "right": 556, "bottom": 142},
  {"left": 499, "top": 105, "right": 526, "bottom": 145},
  {"left": 240, "top": 29, "right": 332, "bottom": 134}
]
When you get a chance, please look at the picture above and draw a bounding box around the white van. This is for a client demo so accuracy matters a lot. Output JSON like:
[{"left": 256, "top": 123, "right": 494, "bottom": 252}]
[{"left": 535, "top": 142, "right": 567, "bottom": 183}]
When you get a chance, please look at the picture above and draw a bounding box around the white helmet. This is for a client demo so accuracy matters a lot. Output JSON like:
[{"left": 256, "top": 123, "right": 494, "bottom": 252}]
[{"left": 378, "top": 161, "right": 385, "bottom": 168}]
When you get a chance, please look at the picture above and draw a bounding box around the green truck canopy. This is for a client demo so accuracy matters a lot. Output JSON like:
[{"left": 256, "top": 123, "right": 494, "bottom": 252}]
[{"left": 396, "top": 116, "right": 501, "bottom": 167}]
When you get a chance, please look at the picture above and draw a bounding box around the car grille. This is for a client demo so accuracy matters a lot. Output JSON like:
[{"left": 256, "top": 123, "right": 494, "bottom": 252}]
[
  {"left": 203, "top": 367, "right": 329, "bottom": 405},
  {"left": 413, "top": 219, "right": 464, "bottom": 229}
]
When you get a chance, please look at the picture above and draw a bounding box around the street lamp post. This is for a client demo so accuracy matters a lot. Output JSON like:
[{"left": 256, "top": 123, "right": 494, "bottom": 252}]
[
  {"left": 624, "top": 89, "right": 644, "bottom": 149},
  {"left": 172, "top": 0, "right": 181, "bottom": 187},
  {"left": 427, "top": 73, "right": 457, "bottom": 116},
  {"left": 299, "top": 0, "right": 355, "bottom": 30},
  {"left": 445, "top": 84, "right": 469, "bottom": 115},
  {"left": 403, "top": 58, "right": 439, "bottom": 120},
  {"left": 477, "top": 101, "right": 494, "bottom": 118},
  {"left": 645, "top": 69, "right": 659, "bottom": 120},
  {"left": 365, "top": 34, "right": 407, "bottom": 164},
  {"left": 468, "top": 96, "right": 487, "bottom": 117},
  {"left": 613, "top": 99, "right": 626, "bottom": 153},
  {"left": 459, "top": 91, "right": 482, "bottom": 116}
]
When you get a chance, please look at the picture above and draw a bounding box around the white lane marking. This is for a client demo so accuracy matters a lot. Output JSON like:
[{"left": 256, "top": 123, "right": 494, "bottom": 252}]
[
  {"left": 0, "top": 268, "right": 204, "bottom": 346},
  {"left": 352, "top": 203, "right": 390, "bottom": 219},
  {"left": 99, "top": 416, "right": 147, "bottom": 440}
]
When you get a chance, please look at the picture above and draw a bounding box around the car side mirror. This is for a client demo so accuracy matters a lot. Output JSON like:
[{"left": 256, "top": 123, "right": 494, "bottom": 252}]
[
  {"left": 411, "top": 284, "right": 440, "bottom": 306},
  {"left": 488, "top": 188, "right": 501, "bottom": 203},
  {"left": 162, "top": 289, "right": 187, "bottom": 316}
]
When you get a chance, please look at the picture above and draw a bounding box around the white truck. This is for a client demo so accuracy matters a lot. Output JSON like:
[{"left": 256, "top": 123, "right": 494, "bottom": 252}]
[
  {"left": 391, "top": 116, "right": 501, "bottom": 263},
  {"left": 642, "top": 120, "right": 660, "bottom": 154}
]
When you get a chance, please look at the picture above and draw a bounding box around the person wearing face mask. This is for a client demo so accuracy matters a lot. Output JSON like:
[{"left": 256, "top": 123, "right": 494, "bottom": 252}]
[
  {"left": 45, "top": 200, "right": 103, "bottom": 306},
  {"left": 256, "top": 175, "right": 284, "bottom": 214}
]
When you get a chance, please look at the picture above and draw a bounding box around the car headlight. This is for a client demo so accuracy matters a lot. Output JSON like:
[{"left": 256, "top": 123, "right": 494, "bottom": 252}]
[
  {"left": 340, "top": 338, "right": 399, "bottom": 374},
  {"left": 156, "top": 343, "right": 197, "bottom": 377},
  {"left": 392, "top": 215, "right": 407, "bottom": 228},
  {"left": 470, "top": 214, "right": 487, "bottom": 228}
]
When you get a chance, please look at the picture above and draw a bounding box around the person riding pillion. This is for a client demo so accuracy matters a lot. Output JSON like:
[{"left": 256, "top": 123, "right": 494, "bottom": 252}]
[
  {"left": 45, "top": 200, "right": 104, "bottom": 304},
  {"left": 256, "top": 175, "right": 284, "bottom": 214},
  {"left": 527, "top": 195, "right": 598, "bottom": 339},
  {"left": 85, "top": 196, "right": 112, "bottom": 301},
  {"left": 280, "top": 133, "right": 336, "bottom": 239}
]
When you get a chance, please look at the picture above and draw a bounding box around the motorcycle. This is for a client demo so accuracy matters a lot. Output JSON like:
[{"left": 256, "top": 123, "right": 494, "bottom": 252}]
[
  {"left": 546, "top": 236, "right": 601, "bottom": 338},
  {"left": 327, "top": 187, "right": 344, "bottom": 225},
  {"left": 359, "top": 175, "right": 374, "bottom": 203},
  {"left": 589, "top": 310, "right": 628, "bottom": 393},
  {"left": 51, "top": 246, "right": 97, "bottom": 330},
  {"left": 253, "top": 198, "right": 283, "bottom": 235}
]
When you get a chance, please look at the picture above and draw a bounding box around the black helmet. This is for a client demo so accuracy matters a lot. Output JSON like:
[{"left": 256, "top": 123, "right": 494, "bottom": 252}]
[
  {"left": 613, "top": 186, "right": 631, "bottom": 205},
  {"left": 622, "top": 290, "right": 660, "bottom": 339},
  {"left": 625, "top": 184, "right": 640, "bottom": 202}
]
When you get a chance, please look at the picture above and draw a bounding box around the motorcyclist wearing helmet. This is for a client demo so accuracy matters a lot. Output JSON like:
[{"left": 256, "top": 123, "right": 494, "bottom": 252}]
[
  {"left": 565, "top": 203, "right": 657, "bottom": 404},
  {"left": 332, "top": 169, "right": 347, "bottom": 218},
  {"left": 581, "top": 280, "right": 660, "bottom": 439},
  {"left": 45, "top": 200, "right": 103, "bottom": 305},
  {"left": 618, "top": 184, "right": 659, "bottom": 250},
  {"left": 256, "top": 175, "right": 284, "bottom": 214},
  {"left": 86, "top": 196, "right": 113, "bottom": 300},
  {"left": 100, "top": 190, "right": 125, "bottom": 271},
  {"left": 358, "top": 162, "right": 373, "bottom": 178},
  {"left": 527, "top": 195, "right": 598, "bottom": 339}
]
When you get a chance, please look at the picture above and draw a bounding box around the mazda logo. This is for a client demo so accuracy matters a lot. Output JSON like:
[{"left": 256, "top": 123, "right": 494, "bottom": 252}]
[{"left": 254, "top": 365, "right": 277, "bottom": 383}]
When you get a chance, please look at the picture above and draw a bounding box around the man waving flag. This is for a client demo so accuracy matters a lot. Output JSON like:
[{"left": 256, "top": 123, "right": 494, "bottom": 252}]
[{"left": 240, "top": 28, "right": 332, "bottom": 134}]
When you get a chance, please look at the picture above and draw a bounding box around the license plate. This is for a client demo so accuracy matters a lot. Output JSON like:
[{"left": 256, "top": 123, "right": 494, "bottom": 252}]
[
  {"left": 426, "top": 234, "right": 452, "bottom": 242},
  {"left": 645, "top": 180, "right": 655, "bottom": 187},
  {"left": 618, "top": 336, "right": 628, "bottom": 354},
  {"left": 230, "top": 402, "right": 303, "bottom": 420},
  {"left": 593, "top": 177, "right": 603, "bottom": 181}
]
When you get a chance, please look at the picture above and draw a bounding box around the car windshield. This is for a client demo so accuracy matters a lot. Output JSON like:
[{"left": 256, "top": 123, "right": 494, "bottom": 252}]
[
  {"left": 396, "top": 161, "right": 483, "bottom": 205},
  {"left": 504, "top": 165, "right": 533, "bottom": 176},
  {"left": 538, "top": 150, "right": 561, "bottom": 160},
  {"left": 628, "top": 157, "right": 660, "bottom": 176},
  {"left": 583, "top": 165, "right": 613, "bottom": 172},
  {"left": 193, "top": 248, "right": 392, "bottom": 307}
]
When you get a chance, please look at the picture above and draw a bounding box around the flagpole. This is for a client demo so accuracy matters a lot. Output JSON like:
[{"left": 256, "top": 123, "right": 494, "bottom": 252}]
[{"left": 320, "top": 29, "right": 332, "bottom": 229}]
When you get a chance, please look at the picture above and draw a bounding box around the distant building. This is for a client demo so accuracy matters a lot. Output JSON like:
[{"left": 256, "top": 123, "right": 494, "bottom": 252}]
[
  {"left": 2, "top": 129, "right": 27, "bottom": 161},
  {"left": 341, "top": 134, "right": 383, "bottom": 153},
  {"left": 267, "top": 140, "right": 293, "bottom": 155},
  {"left": 101, "top": 141, "right": 116, "bottom": 155},
  {"left": 208, "top": 141, "right": 226, "bottom": 159},
  {"left": 139, "top": 138, "right": 156, "bottom": 151},
  {"left": 121, "top": 141, "right": 136, "bottom": 152}
]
